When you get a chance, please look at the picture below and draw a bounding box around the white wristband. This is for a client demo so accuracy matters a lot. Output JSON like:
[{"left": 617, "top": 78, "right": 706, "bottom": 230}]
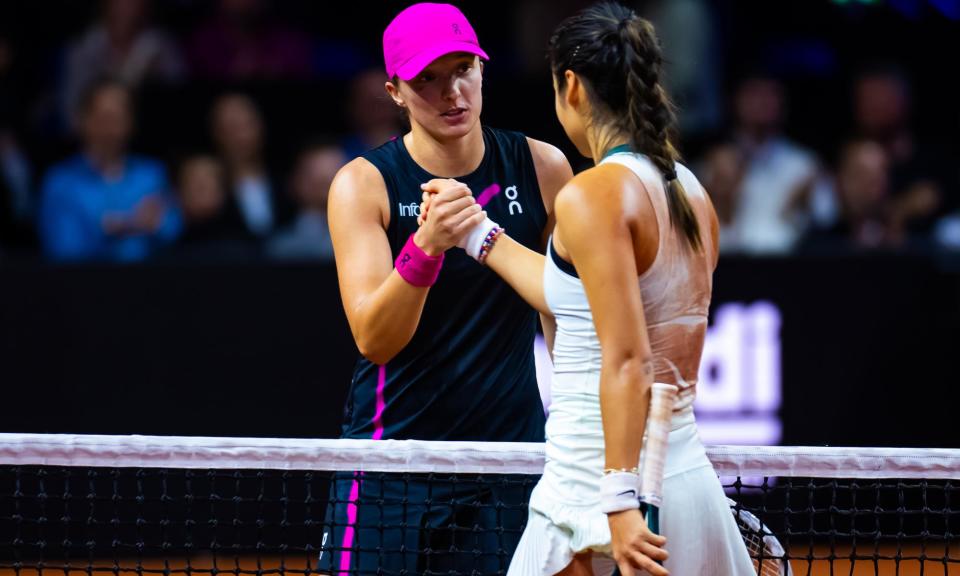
[
  {"left": 599, "top": 471, "right": 641, "bottom": 514},
  {"left": 459, "top": 216, "right": 500, "bottom": 261}
]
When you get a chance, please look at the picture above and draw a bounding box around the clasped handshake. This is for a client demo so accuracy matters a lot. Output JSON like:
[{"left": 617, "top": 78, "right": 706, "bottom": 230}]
[{"left": 414, "top": 178, "right": 498, "bottom": 262}]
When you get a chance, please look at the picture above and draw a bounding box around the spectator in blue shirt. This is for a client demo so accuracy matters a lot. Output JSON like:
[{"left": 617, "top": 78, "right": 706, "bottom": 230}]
[{"left": 39, "top": 79, "right": 181, "bottom": 262}]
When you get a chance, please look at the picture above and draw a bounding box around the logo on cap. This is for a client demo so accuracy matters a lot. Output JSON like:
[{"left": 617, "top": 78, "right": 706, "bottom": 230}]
[{"left": 452, "top": 23, "right": 461, "bottom": 35}]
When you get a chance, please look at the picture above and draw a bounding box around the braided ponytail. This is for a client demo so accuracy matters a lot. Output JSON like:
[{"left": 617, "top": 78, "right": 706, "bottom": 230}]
[
  {"left": 549, "top": 2, "right": 702, "bottom": 251},
  {"left": 621, "top": 18, "right": 701, "bottom": 251}
]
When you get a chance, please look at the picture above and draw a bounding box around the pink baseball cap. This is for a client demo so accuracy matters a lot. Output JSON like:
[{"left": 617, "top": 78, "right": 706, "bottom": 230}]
[{"left": 383, "top": 3, "right": 489, "bottom": 82}]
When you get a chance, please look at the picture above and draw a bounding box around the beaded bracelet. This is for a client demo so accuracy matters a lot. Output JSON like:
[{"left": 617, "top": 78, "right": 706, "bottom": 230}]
[
  {"left": 477, "top": 227, "right": 504, "bottom": 265},
  {"left": 603, "top": 467, "right": 640, "bottom": 476}
]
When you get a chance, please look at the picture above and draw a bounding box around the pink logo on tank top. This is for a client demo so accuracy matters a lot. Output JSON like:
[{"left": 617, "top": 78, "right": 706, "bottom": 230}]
[{"left": 476, "top": 183, "right": 501, "bottom": 207}]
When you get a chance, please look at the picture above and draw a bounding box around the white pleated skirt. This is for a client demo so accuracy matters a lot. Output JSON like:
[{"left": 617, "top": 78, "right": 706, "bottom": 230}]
[{"left": 507, "top": 372, "right": 754, "bottom": 576}]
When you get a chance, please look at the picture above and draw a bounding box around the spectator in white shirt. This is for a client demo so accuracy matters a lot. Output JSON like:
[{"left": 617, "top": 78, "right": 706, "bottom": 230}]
[
  {"left": 716, "top": 73, "right": 821, "bottom": 255},
  {"left": 210, "top": 93, "right": 288, "bottom": 239}
]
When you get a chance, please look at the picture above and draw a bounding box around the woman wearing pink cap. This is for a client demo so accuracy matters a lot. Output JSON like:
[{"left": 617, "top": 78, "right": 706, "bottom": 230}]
[
  {"left": 423, "top": 2, "right": 756, "bottom": 576},
  {"left": 319, "top": 3, "right": 573, "bottom": 576}
]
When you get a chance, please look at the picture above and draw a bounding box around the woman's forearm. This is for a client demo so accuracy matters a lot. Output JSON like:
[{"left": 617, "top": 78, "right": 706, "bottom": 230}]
[
  {"left": 484, "top": 234, "right": 549, "bottom": 315},
  {"left": 600, "top": 354, "right": 654, "bottom": 470},
  {"left": 347, "top": 270, "right": 431, "bottom": 365}
]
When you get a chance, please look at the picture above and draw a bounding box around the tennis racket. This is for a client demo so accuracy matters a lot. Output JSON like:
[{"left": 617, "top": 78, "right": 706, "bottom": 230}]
[
  {"left": 611, "top": 382, "right": 678, "bottom": 576},
  {"left": 728, "top": 500, "right": 792, "bottom": 576}
]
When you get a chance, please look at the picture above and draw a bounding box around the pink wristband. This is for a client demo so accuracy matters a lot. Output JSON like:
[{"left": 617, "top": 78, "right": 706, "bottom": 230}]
[{"left": 395, "top": 234, "right": 444, "bottom": 287}]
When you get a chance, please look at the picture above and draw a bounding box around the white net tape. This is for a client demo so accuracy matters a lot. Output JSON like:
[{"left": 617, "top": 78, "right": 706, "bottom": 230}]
[{"left": 2, "top": 433, "right": 959, "bottom": 478}]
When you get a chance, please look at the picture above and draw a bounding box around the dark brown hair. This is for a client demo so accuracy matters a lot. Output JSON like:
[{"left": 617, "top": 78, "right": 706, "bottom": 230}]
[{"left": 549, "top": 2, "right": 701, "bottom": 250}]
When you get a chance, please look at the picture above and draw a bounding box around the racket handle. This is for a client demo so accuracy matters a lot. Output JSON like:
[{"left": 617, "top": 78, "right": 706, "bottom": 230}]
[
  {"left": 641, "top": 501, "right": 660, "bottom": 534},
  {"left": 639, "top": 383, "right": 677, "bottom": 509}
]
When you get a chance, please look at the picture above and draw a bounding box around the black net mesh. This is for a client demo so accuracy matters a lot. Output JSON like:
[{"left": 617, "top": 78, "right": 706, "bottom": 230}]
[
  {"left": 1, "top": 464, "right": 959, "bottom": 575},
  {"left": 724, "top": 476, "right": 960, "bottom": 575}
]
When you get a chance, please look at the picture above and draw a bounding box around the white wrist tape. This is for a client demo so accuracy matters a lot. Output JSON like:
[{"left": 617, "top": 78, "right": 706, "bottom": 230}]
[
  {"left": 599, "top": 471, "right": 641, "bottom": 514},
  {"left": 459, "top": 216, "right": 500, "bottom": 261}
]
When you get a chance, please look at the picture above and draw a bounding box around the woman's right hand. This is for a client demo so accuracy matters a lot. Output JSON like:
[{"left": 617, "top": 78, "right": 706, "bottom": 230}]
[
  {"left": 608, "top": 509, "right": 670, "bottom": 576},
  {"left": 414, "top": 178, "right": 487, "bottom": 256}
]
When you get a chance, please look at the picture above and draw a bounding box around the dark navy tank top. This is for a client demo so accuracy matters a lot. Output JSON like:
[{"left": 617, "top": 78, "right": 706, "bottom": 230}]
[{"left": 341, "top": 126, "right": 548, "bottom": 441}]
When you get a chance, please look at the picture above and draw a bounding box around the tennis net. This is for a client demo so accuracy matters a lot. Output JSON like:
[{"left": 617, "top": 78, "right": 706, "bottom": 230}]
[{"left": 1, "top": 434, "right": 959, "bottom": 576}]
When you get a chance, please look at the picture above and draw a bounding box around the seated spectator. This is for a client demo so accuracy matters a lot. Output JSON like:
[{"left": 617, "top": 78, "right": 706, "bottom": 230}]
[
  {"left": 710, "top": 72, "right": 819, "bottom": 255},
  {"left": 38, "top": 79, "right": 181, "bottom": 262},
  {"left": 176, "top": 154, "right": 229, "bottom": 240},
  {"left": 802, "top": 140, "right": 895, "bottom": 251},
  {"left": 340, "top": 69, "right": 403, "bottom": 160},
  {"left": 211, "top": 92, "right": 288, "bottom": 240},
  {"left": 187, "top": 0, "right": 312, "bottom": 81},
  {"left": 698, "top": 141, "right": 744, "bottom": 253},
  {"left": 62, "top": 0, "right": 183, "bottom": 126},
  {"left": 169, "top": 153, "right": 254, "bottom": 260},
  {"left": 266, "top": 142, "right": 345, "bottom": 262},
  {"left": 853, "top": 66, "right": 946, "bottom": 238}
]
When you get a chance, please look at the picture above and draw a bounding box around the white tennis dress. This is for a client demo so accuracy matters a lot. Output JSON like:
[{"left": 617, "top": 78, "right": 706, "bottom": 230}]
[{"left": 507, "top": 152, "right": 755, "bottom": 576}]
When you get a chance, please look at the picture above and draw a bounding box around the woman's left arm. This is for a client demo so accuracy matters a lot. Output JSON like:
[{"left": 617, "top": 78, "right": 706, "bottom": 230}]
[{"left": 555, "top": 167, "right": 668, "bottom": 575}]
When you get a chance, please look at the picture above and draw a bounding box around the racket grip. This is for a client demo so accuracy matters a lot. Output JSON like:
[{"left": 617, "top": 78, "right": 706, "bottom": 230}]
[
  {"left": 638, "top": 383, "right": 678, "bottom": 509},
  {"left": 641, "top": 501, "right": 660, "bottom": 534}
]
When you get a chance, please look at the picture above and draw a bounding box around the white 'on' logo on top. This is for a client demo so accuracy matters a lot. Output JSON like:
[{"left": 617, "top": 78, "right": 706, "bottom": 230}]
[{"left": 505, "top": 186, "right": 523, "bottom": 215}]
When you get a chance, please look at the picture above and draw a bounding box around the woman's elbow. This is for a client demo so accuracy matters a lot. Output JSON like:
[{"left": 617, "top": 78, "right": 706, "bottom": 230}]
[
  {"left": 348, "top": 303, "right": 413, "bottom": 365},
  {"left": 355, "top": 337, "right": 393, "bottom": 366},
  {"left": 605, "top": 353, "right": 655, "bottom": 390},
  {"left": 354, "top": 329, "right": 407, "bottom": 365}
]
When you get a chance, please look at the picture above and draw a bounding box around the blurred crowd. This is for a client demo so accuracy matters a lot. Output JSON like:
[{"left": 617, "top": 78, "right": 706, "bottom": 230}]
[
  {"left": 1, "top": 0, "right": 958, "bottom": 263},
  {"left": 0, "top": 0, "right": 409, "bottom": 263},
  {"left": 700, "top": 66, "right": 952, "bottom": 255}
]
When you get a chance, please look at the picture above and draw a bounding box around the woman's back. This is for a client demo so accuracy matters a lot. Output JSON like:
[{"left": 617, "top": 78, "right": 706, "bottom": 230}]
[
  {"left": 613, "top": 152, "right": 716, "bottom": 407},
  {"left": 546, "top": 152, "right": 717, "bottom": 411}
]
